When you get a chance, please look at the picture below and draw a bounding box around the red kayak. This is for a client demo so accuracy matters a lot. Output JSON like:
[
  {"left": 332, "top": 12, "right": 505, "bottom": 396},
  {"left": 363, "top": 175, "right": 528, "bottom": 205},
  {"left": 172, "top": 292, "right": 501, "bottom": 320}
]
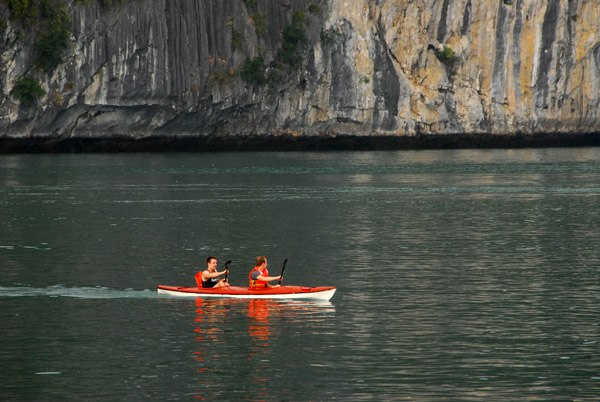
[{"left": 157, "top": 285, "right": 336, "bottom": 301}]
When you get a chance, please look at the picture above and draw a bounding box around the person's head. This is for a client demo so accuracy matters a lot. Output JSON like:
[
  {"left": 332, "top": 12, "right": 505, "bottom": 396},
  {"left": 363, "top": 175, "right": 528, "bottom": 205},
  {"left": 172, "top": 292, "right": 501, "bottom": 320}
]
[
  {"left": 207, "top": 256, "right": 217, "bottom": 269},
  {"left": 255, "top": 256, "right": 267, "bottom": 267}
]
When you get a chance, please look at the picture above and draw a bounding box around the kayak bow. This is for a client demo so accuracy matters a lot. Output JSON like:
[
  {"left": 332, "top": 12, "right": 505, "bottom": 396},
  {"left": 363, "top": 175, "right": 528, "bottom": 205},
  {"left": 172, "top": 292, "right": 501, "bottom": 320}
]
[{"left": 157, "top": 285, "right": 336, "bottom": 301}]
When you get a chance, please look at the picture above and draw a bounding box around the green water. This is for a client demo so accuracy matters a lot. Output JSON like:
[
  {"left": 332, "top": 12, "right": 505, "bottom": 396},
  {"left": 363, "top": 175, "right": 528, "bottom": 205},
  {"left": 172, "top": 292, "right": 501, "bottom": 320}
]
[{"left": 1, "top": 149, "right": 599, "bottom": 401}]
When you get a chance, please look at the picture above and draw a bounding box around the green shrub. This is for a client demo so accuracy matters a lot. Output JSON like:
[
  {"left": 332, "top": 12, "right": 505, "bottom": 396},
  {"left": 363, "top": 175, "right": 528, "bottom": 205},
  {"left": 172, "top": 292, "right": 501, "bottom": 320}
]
[
  {"left": 4, "top": 0, "right": 41, "bottom": 25},
  {"left": 240, "top": 56, "right": 267, "bottom": 85},
  {"left": 279, "top": 12, "right": 306, "bottom": 69},
  {"left": 308, "top": 2, "right": 319, "bottom": 13},
  {"left": 280, "top": 25, "right": 304, "bottom": 67},
  {"left": 35, "top": 18, "right": 70, "bottom": 71},
  {"left": 292, "top": 9, "right": 306, "bottom": 26},
  {"left": 11, "top": 75, "right": 46, "bottom": 105},
  {"left": 252, "top": 13, "right": 268, "bottom": 36},
  {"left": 209, "top": 69, "right": 235, "bottom": 88},
  {"left": 321, "top": 27, "right": 343, "bottom": 46},
  {"left": 100, "top": 0, "right": 126, "bottom": 9},
  {"left": 283, "top": 23, "right": 305, "bottom": 45},
  {"left": 231, "top": 29, "right": 242, "bottom": 50},
  {"left": 435, "top": 46, "right": 460, "bottom": 66}
]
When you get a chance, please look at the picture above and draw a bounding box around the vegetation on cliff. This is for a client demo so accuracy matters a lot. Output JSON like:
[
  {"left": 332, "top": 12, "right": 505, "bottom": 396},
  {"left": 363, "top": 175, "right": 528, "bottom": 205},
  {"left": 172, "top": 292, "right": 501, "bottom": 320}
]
[
  {"left": 239, "top": 5, "right": 311, "bottom": 86},
  {"left": 279, "top": 9, "right": 306, "bottom": 69},
  {"left": 3, "top": 0, "right": 71, "bottom": 71},
  {"left": 240, "top": 56, "right": 267, "bottom": 85},
  {"left": 435, "top": 46, "right": 460, "bottom": 67},
  {"left": 10, "top": 75, "right": 46, "bottom": 105}
]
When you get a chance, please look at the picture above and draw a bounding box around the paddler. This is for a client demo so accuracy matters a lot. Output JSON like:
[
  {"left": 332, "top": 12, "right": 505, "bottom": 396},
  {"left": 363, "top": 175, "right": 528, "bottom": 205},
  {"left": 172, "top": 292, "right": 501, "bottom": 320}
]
[
  {"left": 249, "top": 256, "right": 282, "bottom": 288},
  {"left": 196, "top": 256, "right": 229, "bottom": 288}
]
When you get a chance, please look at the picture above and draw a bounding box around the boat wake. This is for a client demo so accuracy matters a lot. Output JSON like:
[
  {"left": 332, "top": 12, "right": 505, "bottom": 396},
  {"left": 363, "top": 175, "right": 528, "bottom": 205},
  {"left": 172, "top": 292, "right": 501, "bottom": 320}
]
[{"left": 0, "top": 285, "right": 158, "bottom": 299}]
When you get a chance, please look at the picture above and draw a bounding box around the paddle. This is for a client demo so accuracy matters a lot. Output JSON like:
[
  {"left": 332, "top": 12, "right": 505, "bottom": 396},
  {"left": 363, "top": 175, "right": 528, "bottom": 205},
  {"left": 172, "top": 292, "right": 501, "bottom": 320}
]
[
  {"left": 278, "top": 259, "right": 287, "bottom": 285},
  {"left": 224, "top": 260, "right": 231, "bottom": 281}
]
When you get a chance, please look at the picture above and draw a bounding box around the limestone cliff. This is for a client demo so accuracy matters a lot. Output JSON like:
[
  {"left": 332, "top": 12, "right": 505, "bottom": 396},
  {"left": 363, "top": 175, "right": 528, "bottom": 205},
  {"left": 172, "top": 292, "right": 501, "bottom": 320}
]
[{"left": 1, "top": 0, "right": 599, "bottom": 148}]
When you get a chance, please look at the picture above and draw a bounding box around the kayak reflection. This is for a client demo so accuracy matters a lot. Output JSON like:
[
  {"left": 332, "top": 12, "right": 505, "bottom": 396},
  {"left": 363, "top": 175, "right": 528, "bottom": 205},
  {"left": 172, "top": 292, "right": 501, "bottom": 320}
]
[
  {"left": 194, "top": 298, "right": 228, "bottom": 374},
  {"left": 248, "top": 299, "right": 271, "bottom": 347},
  {"left": 192, "top": 298, "right": 335, "bottom": 399}
]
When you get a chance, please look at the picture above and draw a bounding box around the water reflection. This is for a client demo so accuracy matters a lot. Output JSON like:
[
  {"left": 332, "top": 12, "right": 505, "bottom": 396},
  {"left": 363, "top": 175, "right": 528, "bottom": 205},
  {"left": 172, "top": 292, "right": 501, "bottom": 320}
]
[
  {"left": 248, "top": 299, "right": 271, "bottom": 348},
  {"left": 194, "top": 298, "right": 227, "bottom": 376},
  {"left": 192, "top": 298, "right": 335, "bottom": 400}
]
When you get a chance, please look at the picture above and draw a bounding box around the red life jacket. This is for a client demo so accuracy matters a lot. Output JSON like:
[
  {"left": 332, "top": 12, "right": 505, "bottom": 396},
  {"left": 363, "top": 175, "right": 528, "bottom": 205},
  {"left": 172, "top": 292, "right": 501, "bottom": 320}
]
[
  {"left": 249, "top": 266, "right": 268, "bottom": 288},
  {"left": 194, "top": 272, "right": 203, "bottom": 288}
]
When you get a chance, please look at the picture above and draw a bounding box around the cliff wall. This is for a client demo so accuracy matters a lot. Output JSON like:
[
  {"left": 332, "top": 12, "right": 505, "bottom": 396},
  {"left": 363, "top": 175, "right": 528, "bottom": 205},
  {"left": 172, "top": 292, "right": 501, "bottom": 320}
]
[{"left": 1, "top": 0, "right": 599, "bottom": 147}]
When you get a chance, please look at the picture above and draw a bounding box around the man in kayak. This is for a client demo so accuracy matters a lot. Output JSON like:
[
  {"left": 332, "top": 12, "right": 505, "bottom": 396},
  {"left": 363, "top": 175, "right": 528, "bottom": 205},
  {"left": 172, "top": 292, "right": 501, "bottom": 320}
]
[
  {"left": 249, "top": 256, "right": 282, "bottom": 288},
  {"left": 196, "top": 256, "right": 229, "bottom": 288}
]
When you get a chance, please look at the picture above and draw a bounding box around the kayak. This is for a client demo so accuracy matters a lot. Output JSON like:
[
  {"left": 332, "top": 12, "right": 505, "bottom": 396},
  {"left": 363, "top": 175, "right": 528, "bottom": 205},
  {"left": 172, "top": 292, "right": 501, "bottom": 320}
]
[{"left": 156, "top": 285, "right": 336, "bottom": 301}]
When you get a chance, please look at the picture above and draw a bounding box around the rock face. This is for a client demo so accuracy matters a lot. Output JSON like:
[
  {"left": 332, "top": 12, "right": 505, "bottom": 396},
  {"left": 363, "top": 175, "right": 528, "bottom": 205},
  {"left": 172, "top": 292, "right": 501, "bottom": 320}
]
[{"left": 1, "top": 0, "right": 599, "bottom": 144}]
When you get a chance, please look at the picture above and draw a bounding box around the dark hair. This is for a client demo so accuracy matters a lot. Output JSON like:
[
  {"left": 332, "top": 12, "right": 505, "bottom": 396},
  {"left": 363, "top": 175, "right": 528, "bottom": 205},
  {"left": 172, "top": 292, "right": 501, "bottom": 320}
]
[
  {"left": 255, "top": 256, "right": 267, "bottom": 266},
  {"left": 207, "top": 256, "right": 217, "bottom": 264}
]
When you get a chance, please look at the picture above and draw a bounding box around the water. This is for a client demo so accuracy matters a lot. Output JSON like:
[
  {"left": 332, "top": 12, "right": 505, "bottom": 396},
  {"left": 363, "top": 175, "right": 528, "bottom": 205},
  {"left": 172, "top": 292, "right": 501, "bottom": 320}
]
[{"left": 1, "top": 149, "right": 599, "bottom": 401}]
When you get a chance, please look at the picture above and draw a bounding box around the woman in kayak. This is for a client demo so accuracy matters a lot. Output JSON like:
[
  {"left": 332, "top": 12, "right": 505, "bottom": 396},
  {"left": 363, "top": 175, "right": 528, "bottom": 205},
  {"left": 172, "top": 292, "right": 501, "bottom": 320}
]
[
  {"left": 196, "top": 256, "right": 229, "bottom": 288},
  {"left": 249, "top": 256, "right": 282, "bottom": 288}
]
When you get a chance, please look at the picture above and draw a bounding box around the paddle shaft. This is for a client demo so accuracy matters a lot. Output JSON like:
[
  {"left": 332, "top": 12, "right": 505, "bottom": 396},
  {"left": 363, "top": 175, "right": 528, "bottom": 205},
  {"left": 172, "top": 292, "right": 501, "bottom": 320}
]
[
  {"left": 224, "top": 260, "right": 231, "bottom": 281},
  {"left": 278, "top": 259, "right": 287, "bottom": 285}
]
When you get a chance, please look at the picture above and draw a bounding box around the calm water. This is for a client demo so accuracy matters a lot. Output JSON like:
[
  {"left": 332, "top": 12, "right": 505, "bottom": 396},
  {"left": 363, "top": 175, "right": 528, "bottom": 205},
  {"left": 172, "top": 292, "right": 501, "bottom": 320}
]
[{"left": 1, "top": 149, "right": 599, "bottom": 401}]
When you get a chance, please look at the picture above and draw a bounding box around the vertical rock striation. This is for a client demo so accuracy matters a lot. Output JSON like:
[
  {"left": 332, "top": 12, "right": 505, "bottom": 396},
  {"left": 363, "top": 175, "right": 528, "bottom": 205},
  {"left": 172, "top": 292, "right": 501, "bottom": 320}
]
[{"left": 0, "top": 0, "right": 599, "bottom": 143}]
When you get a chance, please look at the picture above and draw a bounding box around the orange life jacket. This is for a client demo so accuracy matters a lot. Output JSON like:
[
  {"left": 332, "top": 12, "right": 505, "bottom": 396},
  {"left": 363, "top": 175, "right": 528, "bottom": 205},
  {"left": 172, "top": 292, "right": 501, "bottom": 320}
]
[{"left": 249, "top": 266, "right": 268, "bottom": 288}]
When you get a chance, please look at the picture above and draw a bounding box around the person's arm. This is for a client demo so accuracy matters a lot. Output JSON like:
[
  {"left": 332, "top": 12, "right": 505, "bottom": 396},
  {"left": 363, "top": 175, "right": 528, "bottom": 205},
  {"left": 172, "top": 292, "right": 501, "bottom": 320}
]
[
  {"left": 256, "top": 274, "right": 282, "bottom": 282},
  {"left": 202, "top": 270, "right": 228, "bottom": 280}
]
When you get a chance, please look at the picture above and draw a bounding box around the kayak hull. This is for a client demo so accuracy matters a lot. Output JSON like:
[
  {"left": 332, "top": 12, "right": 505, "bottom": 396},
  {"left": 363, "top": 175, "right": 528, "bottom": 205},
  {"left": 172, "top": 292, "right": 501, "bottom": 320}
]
[{"left": 157, "top": 285, "right": 336, "bottom": 301}]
